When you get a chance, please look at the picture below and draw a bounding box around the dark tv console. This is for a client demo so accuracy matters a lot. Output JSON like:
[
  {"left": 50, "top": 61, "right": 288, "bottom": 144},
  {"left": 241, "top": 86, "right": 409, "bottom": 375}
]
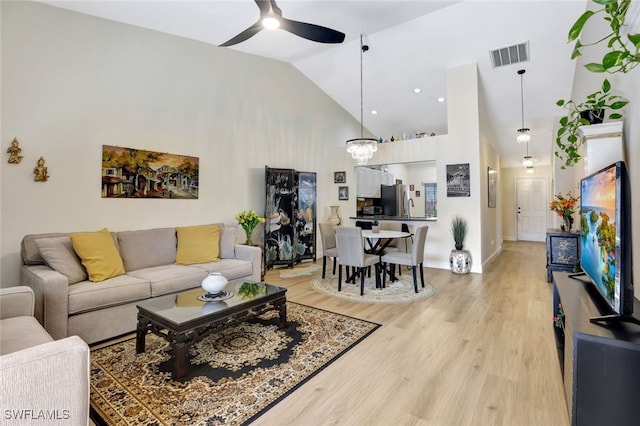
[{"left": 553, "top": 272, "right": 640, "bottom": 426}]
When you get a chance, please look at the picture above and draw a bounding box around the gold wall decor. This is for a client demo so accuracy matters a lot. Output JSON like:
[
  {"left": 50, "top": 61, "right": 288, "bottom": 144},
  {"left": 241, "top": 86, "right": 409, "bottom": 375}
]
[
  {"left": 34, "top": 156, "right": 49, "bottom": 182},
  {"left": 6, "top": 137, "right": 23, "bottom": 164}
]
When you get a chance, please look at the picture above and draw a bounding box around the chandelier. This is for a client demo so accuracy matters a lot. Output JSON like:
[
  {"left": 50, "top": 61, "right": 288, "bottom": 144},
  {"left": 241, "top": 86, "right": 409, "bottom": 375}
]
[
  {"left": 346, "top": 33, "right": 377, "bottom": 165},
  {"left": 516, "top": 69, "right": 530, "bottom": 144}
]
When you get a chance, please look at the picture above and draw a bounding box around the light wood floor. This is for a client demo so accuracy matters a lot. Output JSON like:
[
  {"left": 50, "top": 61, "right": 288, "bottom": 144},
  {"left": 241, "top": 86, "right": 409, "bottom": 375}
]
[{"left": 254, "top": 241, "right": 569, "bottom": 426}]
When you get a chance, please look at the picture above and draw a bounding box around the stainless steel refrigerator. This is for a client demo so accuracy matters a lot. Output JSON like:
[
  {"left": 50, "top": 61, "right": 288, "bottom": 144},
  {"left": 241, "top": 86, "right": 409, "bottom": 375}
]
[{"left": 381, "top": 184, "right": 408, "bottom": 217}]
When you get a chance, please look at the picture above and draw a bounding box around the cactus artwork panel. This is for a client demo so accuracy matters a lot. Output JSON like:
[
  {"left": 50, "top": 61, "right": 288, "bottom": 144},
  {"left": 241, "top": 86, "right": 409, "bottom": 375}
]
[{"left": 101, "top": 145, "right": 199, "bottom": 199}]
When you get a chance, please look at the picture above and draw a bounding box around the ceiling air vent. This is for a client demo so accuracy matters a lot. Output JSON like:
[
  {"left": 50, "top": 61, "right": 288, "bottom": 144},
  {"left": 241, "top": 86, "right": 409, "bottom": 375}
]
[{"left": 490, "top": 41, "right": 529, "bottom": 68}]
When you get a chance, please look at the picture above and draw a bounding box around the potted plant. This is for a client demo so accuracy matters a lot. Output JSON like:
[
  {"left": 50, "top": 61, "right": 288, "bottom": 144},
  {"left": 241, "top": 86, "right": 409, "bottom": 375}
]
[
  {"left": 567, "top": 0, "right": 640, "bottom": 74},
  {"left": 235, "top": 210, "right": 265, "bottom": 245},
  {"left": 555, "top": 78, "right": 627, "bottom": 169},
  {"left": 449, "top": 216, "right": 471, "bottom": 274},
  {"left": 371, "top": 219, "right": 380, "bottom": 233},
  {"left": 450, "top": 215, "right": 467, "bottom": 250}
]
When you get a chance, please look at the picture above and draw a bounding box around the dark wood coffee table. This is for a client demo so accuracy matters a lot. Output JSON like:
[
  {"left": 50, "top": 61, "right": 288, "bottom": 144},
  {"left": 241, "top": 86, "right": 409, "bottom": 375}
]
[{"left": 135, "top": 281, "right": 287, "bottom": 380}]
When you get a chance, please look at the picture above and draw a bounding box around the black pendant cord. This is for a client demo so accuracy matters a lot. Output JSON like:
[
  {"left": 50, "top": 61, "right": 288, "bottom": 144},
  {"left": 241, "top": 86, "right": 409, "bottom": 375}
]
[
  {"left": 519, "top": 69, "right": 526, "bottom": 131},
  {"left": 359, "top": 33, "right": 364, "bottom": 138}
]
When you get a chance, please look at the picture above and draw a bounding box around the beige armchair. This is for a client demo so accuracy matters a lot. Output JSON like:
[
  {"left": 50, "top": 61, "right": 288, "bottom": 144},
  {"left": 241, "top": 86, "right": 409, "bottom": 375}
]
[{"left": 0, "top": 286, "right": 90, "bottom": 426}]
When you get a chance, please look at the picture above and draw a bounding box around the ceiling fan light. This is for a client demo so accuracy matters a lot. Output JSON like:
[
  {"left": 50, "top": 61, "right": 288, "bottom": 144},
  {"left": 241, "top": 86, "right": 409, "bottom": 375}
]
[
  {"left": 262, "top": 16, "right": 280, "bottom": 30},
  {"left": 522, "top": 155, "right": 533, "bottom": 167},
  {"left": 516, "top": 128, "right": 530, "bottom": 144}
]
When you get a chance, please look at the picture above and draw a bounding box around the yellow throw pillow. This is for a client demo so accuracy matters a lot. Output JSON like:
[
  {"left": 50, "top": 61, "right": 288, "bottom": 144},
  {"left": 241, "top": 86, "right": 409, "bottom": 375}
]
[
  {"left": 69, "top": 228, "right": 125, "bottom": 282},
  {"left": 176, "top": 225, "right": 221, "bottom": 265}
]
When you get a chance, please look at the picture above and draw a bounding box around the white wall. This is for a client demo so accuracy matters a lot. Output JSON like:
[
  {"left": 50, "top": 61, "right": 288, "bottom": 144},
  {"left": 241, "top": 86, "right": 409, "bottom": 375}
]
[
  {"left": 0, "top": 2, "right": 362, "bottom": 284},
  {"left": 557, "top": 0, "right": 639, "bottom": 300},
  {"left": 1, "top": 3, "right": 495, "bottom": 284},
  {"left": 348, "top": 64, "right": 485, "bottom": 272}
]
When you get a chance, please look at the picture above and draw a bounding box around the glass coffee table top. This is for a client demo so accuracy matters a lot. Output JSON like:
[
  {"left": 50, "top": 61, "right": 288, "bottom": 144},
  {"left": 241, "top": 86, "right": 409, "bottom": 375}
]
[{"left": 136, "top": 281, "right": 286, "bottom": 327}]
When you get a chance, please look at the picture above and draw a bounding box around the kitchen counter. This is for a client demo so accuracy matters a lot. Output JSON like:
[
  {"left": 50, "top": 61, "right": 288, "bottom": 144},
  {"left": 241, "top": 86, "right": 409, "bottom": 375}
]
[{"left": 350, "top": 216, "right": 437, "bottom": 222}]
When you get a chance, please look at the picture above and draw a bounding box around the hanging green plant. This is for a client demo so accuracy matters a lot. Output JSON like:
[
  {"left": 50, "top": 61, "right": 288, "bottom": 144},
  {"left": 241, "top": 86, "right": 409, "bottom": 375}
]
[
  {"left": 555, "top": 78, "right": 627, "bottom": 169},
  {"left": 568, "top": 0, "right": 640, "bottom": 74}
]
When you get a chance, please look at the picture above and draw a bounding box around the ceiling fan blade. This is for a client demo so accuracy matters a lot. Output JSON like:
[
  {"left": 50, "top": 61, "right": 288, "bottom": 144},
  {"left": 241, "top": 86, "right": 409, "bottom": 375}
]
[
  {"left": 219, "top": 21, "right": 263, "bottom": 47},
  {"left": 280, "top": 18, "right": 345, "bottom": 44},
  {"left": 255, "top": 0, "right": 271, "bottom": 16}
]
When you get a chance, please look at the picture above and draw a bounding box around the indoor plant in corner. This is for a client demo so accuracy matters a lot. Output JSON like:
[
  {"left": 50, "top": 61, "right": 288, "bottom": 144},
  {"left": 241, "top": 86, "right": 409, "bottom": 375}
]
[
  {"left": 555, "top": 78, "right": 627, "bottom": 169},
  {"left": 449, "top": 215, "right": 471, "bottom": 274}
]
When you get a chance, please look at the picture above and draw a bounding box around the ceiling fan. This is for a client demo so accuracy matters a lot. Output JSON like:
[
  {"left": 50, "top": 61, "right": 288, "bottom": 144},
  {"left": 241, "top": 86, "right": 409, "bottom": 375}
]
[{"left": 220, "top": 0, "right": 346, "bottom": 47}]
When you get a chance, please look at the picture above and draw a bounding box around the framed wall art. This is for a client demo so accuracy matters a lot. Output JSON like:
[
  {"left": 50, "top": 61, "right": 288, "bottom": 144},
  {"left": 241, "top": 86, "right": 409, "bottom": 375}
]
[
  {"left": 101, "top": 145, "right": 199, "bottom": 199},
  {"left": 488, "top": 167, "right": 497, "bottom": 208},
  {"left": 338, "top": 186, "right": 349, "bottom": 200},
  {"left": 334, "top": 171, "right": 346, "bottom": 183},
  {"left": 446, "top": 163, "right": 470, "bottom": 197}
]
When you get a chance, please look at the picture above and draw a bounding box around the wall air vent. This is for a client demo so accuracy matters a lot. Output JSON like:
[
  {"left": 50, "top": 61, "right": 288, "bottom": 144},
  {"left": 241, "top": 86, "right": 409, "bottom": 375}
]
[{"left": 490, "top": 41, "right": 529, "bottom": 68}]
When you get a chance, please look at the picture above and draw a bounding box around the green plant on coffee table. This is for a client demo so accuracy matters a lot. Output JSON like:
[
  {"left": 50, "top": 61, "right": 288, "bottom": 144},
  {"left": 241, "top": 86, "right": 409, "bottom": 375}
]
[
  {"left": 237, "top": 282, "right": 265, "bottom": 300},
  {"left": 567, "top": 0, "right": 640, "bottom": 74},
  {"left": 555, "top": 78, "right": 627, "bottom": 169},
  {"left": 450, "top": 215, "right": 468, "bottom": 250}
]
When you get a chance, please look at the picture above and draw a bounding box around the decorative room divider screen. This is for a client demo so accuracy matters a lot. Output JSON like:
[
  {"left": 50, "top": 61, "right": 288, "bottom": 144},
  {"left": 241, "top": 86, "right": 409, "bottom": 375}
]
[{"left": 264, "top": 166, "right": 316, "bottom": 270}]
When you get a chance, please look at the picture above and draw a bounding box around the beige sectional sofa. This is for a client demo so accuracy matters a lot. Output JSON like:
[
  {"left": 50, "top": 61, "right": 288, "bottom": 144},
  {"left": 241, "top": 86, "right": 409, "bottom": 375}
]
[
  {"left": 0, "top": 286, "right": 90, "bottom": 425},
  {"left": 20, "top": 225, "right": 261, "bottom": 344}
]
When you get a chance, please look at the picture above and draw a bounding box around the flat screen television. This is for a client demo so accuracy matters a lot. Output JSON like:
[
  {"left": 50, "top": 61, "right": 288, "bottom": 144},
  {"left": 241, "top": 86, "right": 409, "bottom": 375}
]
[{"left": 577, "top": 161, "right": 637, "bottom": 325}]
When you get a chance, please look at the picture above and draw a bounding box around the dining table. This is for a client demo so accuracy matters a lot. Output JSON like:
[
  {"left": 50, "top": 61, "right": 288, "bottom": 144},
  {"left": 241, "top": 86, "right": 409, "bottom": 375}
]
[
  {"left": 360, "top": 229, "right": 411, "bottom": 284},
  {"left": 360, "top": 229, "right": 411, "bottom": 255}
]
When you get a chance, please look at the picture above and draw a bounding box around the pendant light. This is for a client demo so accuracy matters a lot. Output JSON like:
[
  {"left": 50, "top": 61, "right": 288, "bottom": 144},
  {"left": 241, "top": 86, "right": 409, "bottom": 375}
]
[
  {"left": 516, "top": 69, "right": 530, "bottom": 144},
  {"left": 346, "top": 33, "right": 377, "bottom": 165}
]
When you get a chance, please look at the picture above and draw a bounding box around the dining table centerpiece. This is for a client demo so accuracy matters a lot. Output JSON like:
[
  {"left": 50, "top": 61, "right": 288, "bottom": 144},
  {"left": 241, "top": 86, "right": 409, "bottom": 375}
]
[
  {"left": 236, "top": 210, "right": 265, "bottom": 245},
  {"left": 549, "top": 191, "right": 579, "bottom": 232}
]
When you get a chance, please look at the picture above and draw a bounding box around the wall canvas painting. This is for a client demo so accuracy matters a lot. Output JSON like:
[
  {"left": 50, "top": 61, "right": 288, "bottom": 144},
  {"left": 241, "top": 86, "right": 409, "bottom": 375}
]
[
  {"left": 488, "top": 167, "right": 497, "bottom": 208},
  {"left": 101, "top": 145, "right": 199, "bottom": 199},
  {"left": 446, "top": 163, "right": 470, "bottom": 197}
]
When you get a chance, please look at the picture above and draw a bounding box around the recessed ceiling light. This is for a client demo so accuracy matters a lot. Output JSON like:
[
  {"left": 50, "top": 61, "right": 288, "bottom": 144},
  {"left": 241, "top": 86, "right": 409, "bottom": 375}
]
[
  {"left": 437, "top": 97, "right": 445, "bottom": 103},
  {"left": 413, "top": 88, "right": 421, "bottom": 94},
  {"left": 370, "top": 110, "right": 377, "bottom": 115}
]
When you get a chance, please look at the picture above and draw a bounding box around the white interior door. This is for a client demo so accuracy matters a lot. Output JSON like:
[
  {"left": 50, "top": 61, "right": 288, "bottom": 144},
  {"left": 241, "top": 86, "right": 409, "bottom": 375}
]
[{"left": 516, "top": 177, "right": 547, "bottom": 242}]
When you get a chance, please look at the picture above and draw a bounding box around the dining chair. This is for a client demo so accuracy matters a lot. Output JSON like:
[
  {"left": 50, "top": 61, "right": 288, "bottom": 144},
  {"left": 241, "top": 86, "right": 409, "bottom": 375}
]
[
  {"left": 381, "top": 225, "right": 428, "bottom": 293},
  {"left": 318, "top": 222, "right": 339, "bottom": 279},
  {"left": 335, "top": 226, "right": 381, "bottom": 296}
]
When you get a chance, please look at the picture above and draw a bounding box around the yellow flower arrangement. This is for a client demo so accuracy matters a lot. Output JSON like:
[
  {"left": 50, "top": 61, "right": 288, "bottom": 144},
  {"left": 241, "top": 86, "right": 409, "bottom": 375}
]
[{"left": 235, "top": 210, "right": 265, "bottom": 245}]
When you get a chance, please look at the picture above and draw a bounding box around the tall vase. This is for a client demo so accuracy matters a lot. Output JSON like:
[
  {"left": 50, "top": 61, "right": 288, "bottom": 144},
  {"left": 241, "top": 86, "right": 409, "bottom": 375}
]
[
  {"left": 562, "top": 216, "right": 573, "bottom": 232},
  {"left": 328, "top": 205, "right": 341, "bottom": 226}
]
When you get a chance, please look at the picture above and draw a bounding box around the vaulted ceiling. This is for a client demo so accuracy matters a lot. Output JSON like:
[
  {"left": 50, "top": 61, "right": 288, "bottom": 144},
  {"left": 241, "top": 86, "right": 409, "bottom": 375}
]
[{"left": 41, "top": 1, "right": 590, "bottom": 167}]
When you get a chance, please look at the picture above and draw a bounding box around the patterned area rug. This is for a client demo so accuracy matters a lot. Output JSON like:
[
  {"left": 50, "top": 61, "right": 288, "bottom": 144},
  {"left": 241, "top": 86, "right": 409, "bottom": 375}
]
[
  {"left": 90, "top": 302, "right": 379, "bottom": 425},
  {"left": 278, "top": 264, "right": 321, "bottom": 278},
  {"left": 311, "top": 273, "right": 436, "bottom": 304}
]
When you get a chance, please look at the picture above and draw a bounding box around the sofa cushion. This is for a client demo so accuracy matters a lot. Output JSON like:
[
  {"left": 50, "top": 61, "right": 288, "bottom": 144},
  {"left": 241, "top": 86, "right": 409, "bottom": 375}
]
[
  {"left": 0, "top": 316, "right": 54, "bottom": 356},
  {"left": 70, "top": 228, "right": 125, "bottom": 282},
  {"left": 220, "top": 227, "right": 236, "bottom": 259},
  {"left": 21, "top": 232, "right": 69, "bottom": 265},
  {"left": 35, "top": 236, "right": 88, "bottom": 284},
  {"left": 175, "top": 225, "right": 221, "bottom": 265},
  {"left": 127, "top": 265, "right": 208, "bottom": 297},
  {"left": 117, "top": 227, "right": 177, "bottom": 272},
  {"left": 68, "top": 274, "right": 151, "bottom": 315},
  {"left": 192, "top": 259, "right": 254, "bottom": 281}
]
